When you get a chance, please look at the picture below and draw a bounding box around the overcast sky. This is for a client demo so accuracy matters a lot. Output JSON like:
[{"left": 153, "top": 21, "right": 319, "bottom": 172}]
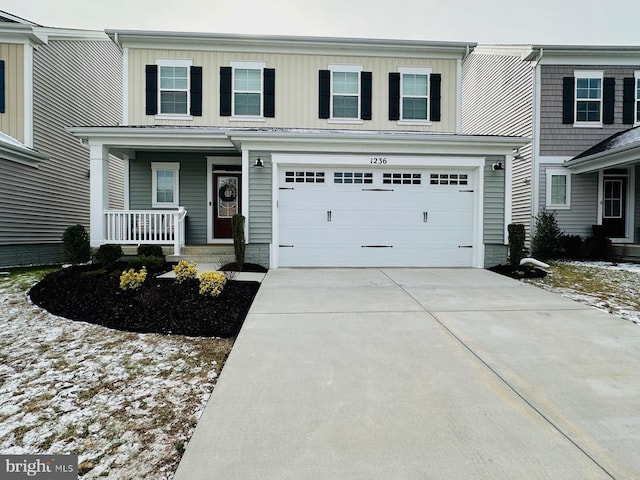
[{"left": 2, "top": 0, "right": 639, "bottom": 45}]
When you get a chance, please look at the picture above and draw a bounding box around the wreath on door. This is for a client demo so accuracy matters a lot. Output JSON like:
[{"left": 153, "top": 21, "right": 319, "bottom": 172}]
[{"left": 218, "top": 180, "right": 237, "bottom": 202}]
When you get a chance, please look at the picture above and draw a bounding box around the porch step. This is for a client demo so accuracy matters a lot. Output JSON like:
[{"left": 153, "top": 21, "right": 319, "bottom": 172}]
[
  {"left": 167, "top": 245, "right": 235, "bottom": 264},
  {"left": 612, "top": 244, "right": 640, "bottom": 263}
]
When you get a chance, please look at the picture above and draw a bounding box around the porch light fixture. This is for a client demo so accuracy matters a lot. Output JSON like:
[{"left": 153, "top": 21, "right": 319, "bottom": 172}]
[
  {"left": 492, "top": 161, "right": 504, "bottom": 171},
  {"left": 254, "top": 157, "right": 264, "bottom": 168}
]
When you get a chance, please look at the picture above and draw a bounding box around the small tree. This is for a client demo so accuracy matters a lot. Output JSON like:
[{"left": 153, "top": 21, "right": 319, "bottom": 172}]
[
  {"left": 62, "top": 224, "right": 91, "bottom": 264},
  {"left": 531, "top": 210, "right": 561, "bottom": 261},
  {"left": 507, "top": 223, "right": 526, "bottom": 267},
  {"left": 232, "top": 214, "right": 246, "bottom": 268}
]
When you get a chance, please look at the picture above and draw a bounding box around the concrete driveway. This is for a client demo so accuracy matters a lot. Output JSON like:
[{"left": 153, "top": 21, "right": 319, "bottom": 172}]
[{"left": 175, "top": 268, "right": 640, "bottom": 480}]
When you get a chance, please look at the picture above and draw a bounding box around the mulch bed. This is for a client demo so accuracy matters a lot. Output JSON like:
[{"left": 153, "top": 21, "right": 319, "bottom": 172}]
[
  {"left": 488, "top": 264, "right": 548, "bottom": 280},
  {"left": 29, "top": 264, "right": 261, "bottom": 338}
]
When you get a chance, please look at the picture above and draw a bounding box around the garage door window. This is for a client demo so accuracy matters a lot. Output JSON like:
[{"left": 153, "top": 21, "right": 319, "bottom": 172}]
[
  {"left": 430, "top": 173, "right": 468, "bottom": 185},
  {"left": 383, "top": 173, "right": 421, "bottom": 185},
  {"left": 285, "top": 171, "right": 325, "bottom": 183},
  {"left": 334, "top": 172, "right": 373, "bottom": 184}
]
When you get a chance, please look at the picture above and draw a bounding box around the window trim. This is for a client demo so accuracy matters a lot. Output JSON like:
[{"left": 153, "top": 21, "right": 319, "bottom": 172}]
[
  {"left": 230, "top": 61, "right": 266, "bottom": 120},
  {"left": 397, "top": 66, "right": 432, "bottom": 125},
  {"left": 155, "top": 59, "right": 193, "bottom": 120},
  {"left": 328, "top": 64, "right": 363, "bottom": 123},
  {"left": 151, "top": 162, "right": 180, "bottom": 208},
  {"left": 574, "top": 70, "right": 603, "bottom": 127},
  {"left": 545, "top": 168, "right": 571, "bottom": 209},
  {"left": 635, "top": 71, "right": 640, "bottom": 126}
]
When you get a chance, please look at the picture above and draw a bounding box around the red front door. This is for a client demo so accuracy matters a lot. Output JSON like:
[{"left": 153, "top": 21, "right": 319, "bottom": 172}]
[{"left": 213, "top": 173, "right": 241, "bottom": 239}]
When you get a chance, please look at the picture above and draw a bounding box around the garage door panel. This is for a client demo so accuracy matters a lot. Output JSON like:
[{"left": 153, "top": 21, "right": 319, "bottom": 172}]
[{"left": 278, "top": 167, "right": 477, "bottom": 267}]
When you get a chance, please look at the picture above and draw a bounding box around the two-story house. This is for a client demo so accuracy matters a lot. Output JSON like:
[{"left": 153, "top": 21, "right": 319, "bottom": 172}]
[
  {"left": 463, "top": 45, "right": 640, "bottom": 258},
  {"left": 0, "top": 10, "right": 124, "bottom": 267},
  {"left": 70, "top": 30, "right": 527, "bottom": 269}
]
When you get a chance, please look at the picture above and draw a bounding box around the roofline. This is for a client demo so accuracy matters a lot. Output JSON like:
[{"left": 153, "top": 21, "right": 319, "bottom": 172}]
[
  {"left": 522, "top": 44, "right": 640, "bottom": 62},
  {"left": 0, "top": 139, "right": 48, "bottom": 167},
  {"left": 564, "top": 142, "right": 640, "bottom": 174},
  {"left": 0, "top": 22, "right": 110, "bottom": 44},
  {"left": 106, "top": 29, "right": 476, "bottom": 58}
]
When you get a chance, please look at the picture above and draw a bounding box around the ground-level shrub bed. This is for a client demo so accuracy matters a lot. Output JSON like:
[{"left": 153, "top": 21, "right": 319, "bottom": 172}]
[{"left": 29, "top": 264, "right": 260, "bottom": 338}]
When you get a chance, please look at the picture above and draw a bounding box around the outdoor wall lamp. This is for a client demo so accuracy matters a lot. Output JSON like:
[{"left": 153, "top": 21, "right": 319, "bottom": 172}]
[
  {"left": 492, "top": 161, "right": 504, "bottom": 171},
  {"left": 254, "top": 157, "right": 264, "bottom": 168}
]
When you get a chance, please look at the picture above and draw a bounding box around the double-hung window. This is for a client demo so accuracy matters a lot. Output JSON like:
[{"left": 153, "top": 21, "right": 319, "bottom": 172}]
[
  {"left": 157, "top": 59, "right": 192, "bottom": 116},
  {"left": 575, "top": 71, "right": 603, "bottom": 124},
  {"left": 636, "top": 71, "right": 640, "bottom": 124},
  {"left": 331, "top": 65, "right": 362, "bottom": 120},
  {"left": 231, "top": 61, "right": 264, "bottom": 118},
  {"left": 151, "top": 162, "right": 180, "bottom": 208},
  {"left": 546, "top": 168, "right": 571, "bottom": 209},
  {"left": 399, "top": 67, "right": 430, "bottom": 123}
]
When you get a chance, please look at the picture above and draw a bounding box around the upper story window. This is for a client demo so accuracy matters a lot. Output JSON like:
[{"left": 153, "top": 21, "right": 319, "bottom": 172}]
[
  {"left": 635, "top": 72, "right": 640, "bottom": 124},
  {"left": 318, "top": 65, "right": 372, "bottom": 122},
  {"left": 545, "top": 168, "right": 571, "bottom": 209},
  {"left": 145, "top": 60, "right": 202, "bottom": 118},
  {"left": 562, "top": 71, "right": 614, "bottom": 127},
  {"left": 575, "top": 72, "right": 603, "bottom": 123},
  {"left": 389, "top": 69, "right": 441, "bottom": 123},
  {"left": 151, "top": 162, "right": 180, "bottom": 208},
  {"left": 220, "top": 62, "right": 275, "bottom": 120}
]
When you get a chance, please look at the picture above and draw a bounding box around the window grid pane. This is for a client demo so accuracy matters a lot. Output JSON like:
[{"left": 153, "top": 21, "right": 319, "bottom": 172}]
[
  {"left": 233, "top": 68, "right": 262, "bottom": 116},
  {"left": 333, "top": 96, "right": 358, "bottom": 118},
  {"left": 156, "top": 171, "right": 174, "bottom": 203},
  {"left": 550, "top": 175, "right": 567, "bottom": 205},
  {"left": 160, "top": 91, "right": 188, "bottom": 114},
  {"left": 575, "top": 77, "right": 601, "bottom": 122},
  {"left": 158, "top": 66, "right": 188, "bottom": 114}
]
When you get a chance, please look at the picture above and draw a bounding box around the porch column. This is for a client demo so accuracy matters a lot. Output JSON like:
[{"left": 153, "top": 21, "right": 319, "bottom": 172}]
[{"left": 89, "top": 144, "right": 110, "bottom": 247}]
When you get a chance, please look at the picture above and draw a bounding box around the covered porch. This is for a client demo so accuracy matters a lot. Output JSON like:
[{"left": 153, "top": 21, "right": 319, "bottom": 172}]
[{"left": 68, "top": 127, "right": 246, "bottom": 256}]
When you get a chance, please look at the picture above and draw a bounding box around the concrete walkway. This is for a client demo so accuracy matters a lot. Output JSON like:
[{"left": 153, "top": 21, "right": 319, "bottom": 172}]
[{"left": 174, "top": 268, "right": 640, "bottom": 479}]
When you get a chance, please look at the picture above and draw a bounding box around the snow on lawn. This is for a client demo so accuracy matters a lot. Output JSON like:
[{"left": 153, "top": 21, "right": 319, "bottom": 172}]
[
  {"left": 525, "top": 260, "right": 640, "bottom": 325},
  {"left": 0, "top": 269, "right": 233, "bottom": 479}
]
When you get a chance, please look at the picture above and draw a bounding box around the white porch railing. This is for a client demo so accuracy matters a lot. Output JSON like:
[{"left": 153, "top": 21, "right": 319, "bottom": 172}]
[{"left": 104, "top": 207, "right": 187, "bottom": 256}]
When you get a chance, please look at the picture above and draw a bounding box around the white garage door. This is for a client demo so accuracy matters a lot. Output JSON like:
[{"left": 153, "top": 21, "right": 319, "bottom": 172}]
[{"left": 278, "top": 167, "right": 476, "bottom": 267}]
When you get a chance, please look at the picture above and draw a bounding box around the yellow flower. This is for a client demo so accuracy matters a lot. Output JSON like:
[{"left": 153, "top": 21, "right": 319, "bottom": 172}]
[{"left": 199, "top": 271, "right": 227, "bottom": 297}]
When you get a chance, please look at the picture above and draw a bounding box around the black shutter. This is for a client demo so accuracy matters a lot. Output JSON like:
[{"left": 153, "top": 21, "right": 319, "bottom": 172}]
[
  {"left": 318, "top": 70, "right": 330, "bottom": 119},
  {"left": 623, "top": 77, "right": 635, "bottom": 124},
  {"left": 603, "top": 77, "right": 615, "bottom": 124},
  {"left": 264, "top": 68, "right": 275, "bottom": 118},
  {"left": 0, "top": 60, "right": 5, "bottom": 113},
  {"left": 361, "top": 71, "right": 372, "bottom": 120},
  {"left": 562, "top": 76, "right": 575, "bottom": 124},
  {"left": 430, "top": 74, "right": 441, "bottom": 122},
  {"left": 389, "top": 72, "right": 400, "bottom": 121},
  {"left": 190, "top": 66, "right": 203, "bottom": 116},
  {"left": 145, "top": 64, "right": 158, "bottom": 115},
  {"left": 220, "top": 66, "right": 232, "bottom": 116}
]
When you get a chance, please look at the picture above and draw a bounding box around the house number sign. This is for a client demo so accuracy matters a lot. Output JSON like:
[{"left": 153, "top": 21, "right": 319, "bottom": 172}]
[{"left": 370, "top": 157, "right": 388, "bottom": 165}]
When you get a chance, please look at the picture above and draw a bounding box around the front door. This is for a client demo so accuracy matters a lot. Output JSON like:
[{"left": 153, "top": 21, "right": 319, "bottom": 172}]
[
  {"left": 213, "top": 173, "right": 241, "bottom": 239},
  {"left": 602, "top": 177, "right": 627, "bottom": 238}
]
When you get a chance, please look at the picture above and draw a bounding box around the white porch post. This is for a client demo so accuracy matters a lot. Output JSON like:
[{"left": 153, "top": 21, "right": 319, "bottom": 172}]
[{"left": 89, "top": 144, "right": 110, "bottom": 247}]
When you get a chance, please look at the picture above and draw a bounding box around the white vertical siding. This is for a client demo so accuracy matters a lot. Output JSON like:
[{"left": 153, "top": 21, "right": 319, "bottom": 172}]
[
  {"left": 0, "top": 43, "right": 25, "bottom": 142},
  {"left": 126, "top": 48, "right": 459, "bottom": 132}
]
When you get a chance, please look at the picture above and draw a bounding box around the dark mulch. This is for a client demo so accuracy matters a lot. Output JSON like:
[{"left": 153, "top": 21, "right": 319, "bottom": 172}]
[
  {"left": 29, "top": 264, "right": 261, "bottom": 338},
  {"left": 220, "top": 262, "right": 268, "bottom": 273},
  {"left": 488, "top": 264, "right": 548, "bottom": 280}
]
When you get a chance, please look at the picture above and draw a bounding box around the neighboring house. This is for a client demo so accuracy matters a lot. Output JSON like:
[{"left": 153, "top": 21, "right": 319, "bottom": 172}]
[
  {"left": 463, "top": 45, "right": 640, "bottom": 255},
  {"left": 69, "top": 31, "right": 526, "bottom": 269},
  {"left": 0, "top": 11, "right": 123, "bottom": 267}
]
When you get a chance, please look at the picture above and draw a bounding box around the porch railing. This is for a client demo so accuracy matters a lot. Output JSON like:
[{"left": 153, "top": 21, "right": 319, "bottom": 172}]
[{"left": 104, "top": 207, "right": 187, "bottom": 256}]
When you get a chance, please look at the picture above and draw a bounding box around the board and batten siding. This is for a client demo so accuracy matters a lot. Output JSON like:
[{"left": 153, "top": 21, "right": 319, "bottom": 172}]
[
  {"left": 0, "top": 39, "right": 122, "bottom": 267},
  {"left": 129, "top": 152, "right": 208, "bottom": 245},
  {"left": 126, "top": 48, "right": 458, "bottom": 132},
  {"left": 538, "top": 165, "right": 598, "bottom": 236},
  {"left": 0, "top": 42, "right": 25, "bottom": 142},
  {"left": 539, "top": 65, "right": 640, "bottom": 157},
  {"left": 462, "top": 51, "right": 534, "bottom": 241}
]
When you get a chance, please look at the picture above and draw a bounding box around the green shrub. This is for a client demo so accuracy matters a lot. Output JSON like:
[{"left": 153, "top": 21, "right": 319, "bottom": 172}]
[
  {"left": 507, "top": 223, "right": 526, "bottom": 267},
  {"left": 531, "top": 210, "right": 562, "bottom": 261},
  {"left": 128, "top": 255, "right": 165, "bottom": 271},
  {"left": 585, "top": 226, "right": 612, "bottom": 261},
  {"left": 559, "top": 234, "right": 584, "bottom": 260},
  {"left": 232, "top": 214, "right": 246, "bottom": 267},
  {"left": 95, "top": 244, "right": 123, "bottom": 267},
  {"left": 62, "top": 224, "right": 91, "bottom": 264},
  {"left": 173, "top": 260, "right": 198, "bottom": 283},
  {"left": 137, "top": 244, "right": 164, "bottom": 258}
]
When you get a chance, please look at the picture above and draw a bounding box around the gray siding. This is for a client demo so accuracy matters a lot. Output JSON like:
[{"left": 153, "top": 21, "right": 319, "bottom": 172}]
[
  {"left": 0, "top": 244, "right": 62, "bottom": 268},
  {"left": 484, "top": 244, "right": 508, "bottom": 268},
  {"left": 130, "top": 152, "right": 208, "bottom": 244},
  {"left": 538, "top": 165, "right": 598, "bottom": 236},
  {"left": 248, "top": 152, "right": 272, "bottom": 243},
  {"left": 539, "top": 65, "right": 640, "bottom": 157},
  {"left": 483, "top": 158, "right": 506, "bottom": 244},
  {"left": 246, "top": 243, "right": 270, "bottom": 268},
  {"left": 0, "top": 38, "right": 122, "bottom": 267},
  {"left": 462, "top": 51, "right": 534, "bottom": 241}
]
